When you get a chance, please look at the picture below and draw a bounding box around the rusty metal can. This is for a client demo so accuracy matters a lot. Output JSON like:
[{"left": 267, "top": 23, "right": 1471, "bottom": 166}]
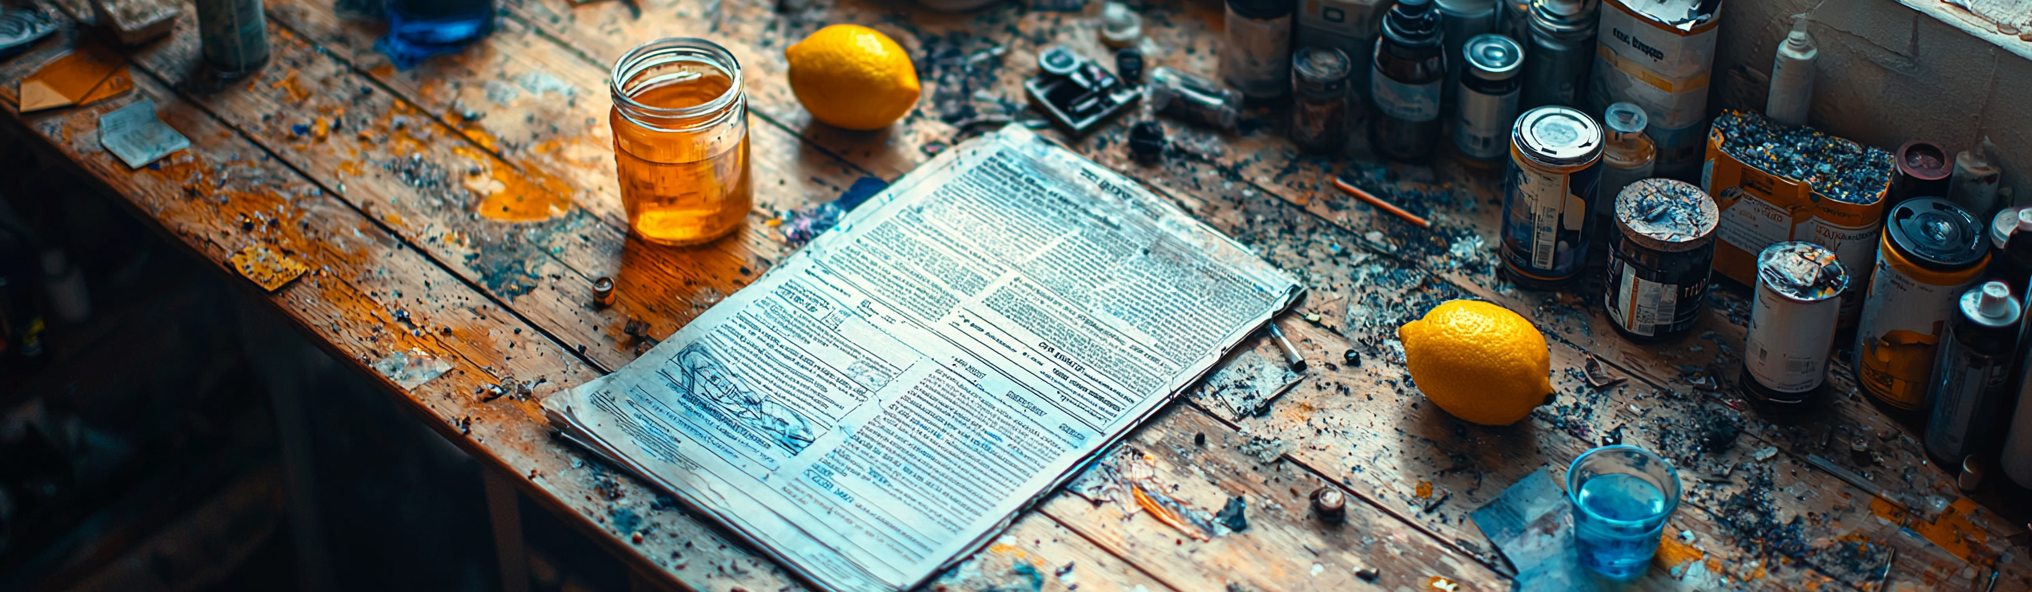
[
  {"left": 1924, "top": 281, "right": 2020, "bottom": 462},
  {"left": 1854, "top": 198, "right": 1989, "bottom": 411},
  {"left": 1501, "top": 105, "right": 1603, "bottom": 288},
  {"left": 1604, "top": 179, "right": 1716, "bottom": 342},
  {"left": 1740, "top": 241, "right": 1849, "bottom": 409}
]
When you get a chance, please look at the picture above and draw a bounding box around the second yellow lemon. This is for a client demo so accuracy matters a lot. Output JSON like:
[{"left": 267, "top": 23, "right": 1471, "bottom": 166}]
[
  {"left": 785, "top": 24, "right": 921, "bottom": 131},
  {"left": 1397, "top": 300, "right": 1553, "bottom": 426}
]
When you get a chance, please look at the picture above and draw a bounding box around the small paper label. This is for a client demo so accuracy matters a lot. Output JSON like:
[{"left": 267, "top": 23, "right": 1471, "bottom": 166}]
[{"left": 98, "top": 99, "right": 189, "bottom": 168}]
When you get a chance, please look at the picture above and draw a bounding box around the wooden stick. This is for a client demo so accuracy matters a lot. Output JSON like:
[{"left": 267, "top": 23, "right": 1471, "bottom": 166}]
[{"left": 1331, "top": 177, "right": 1431, "bottom": 228}]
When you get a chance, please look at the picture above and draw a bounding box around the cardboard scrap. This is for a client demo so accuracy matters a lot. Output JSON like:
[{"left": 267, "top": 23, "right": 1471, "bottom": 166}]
[
  {"left": 17, "top": 44, "right": 133, "bottom": 112},
  {"left": 98, "top": 99, "right": 188, "bottom": 168},
  {"left": 229, "top": 244, "right": 309, "bottom": 292}
]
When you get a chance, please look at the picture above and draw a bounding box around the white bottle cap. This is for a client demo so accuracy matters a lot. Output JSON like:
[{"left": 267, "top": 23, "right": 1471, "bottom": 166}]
[
  {"left": 1101, "top": 3, "right": 1141, "bottom": 47},
  {"left": 2016, "top": 207, "right": 2032, "bottom": 233},
  {"left": 1977, "top": 281, "right": 2016, "bottom": 321}
]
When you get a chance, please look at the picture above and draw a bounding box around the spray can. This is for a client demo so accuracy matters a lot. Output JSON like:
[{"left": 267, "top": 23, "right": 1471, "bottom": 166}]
[
  {"left": 1223, "top": 0, "right": 1295, "bottom": 101},
  {"left": 1765, "top": 16, "right": 1816, "bottom": 127},
  {"left": 1500, "top": 106, "right": 1604, "bottom": 288},
  {"left": 1519, "top": 0, "right": 1596, "bottom": 109},
  {"left": 1453, "top": 34, "right": 1523, "bottom": 164},
  {"left": 1741, "top": 241, "right": 1849, "bottom": 410},
  {"left": 1587, "top": 0, "right": 1719, "bottom": 181},
  {"left": 1435, "top": 0, "right": 1497, "bottom": 107},
  {"left": 1924, "top": 281, "right": 2021, "bottom": 463},
  {"left": 1605, "top": 179, "right": 1717, "bottom": 342},
  {"left": 1949, "top": 137, "right": 2003, "bottom": 221},
  {"left": 1855, "top": 199, "right": 1990, "bottom": 412},
  {"left": 193, "top": 0, "right": 269, "bottom": 78}
]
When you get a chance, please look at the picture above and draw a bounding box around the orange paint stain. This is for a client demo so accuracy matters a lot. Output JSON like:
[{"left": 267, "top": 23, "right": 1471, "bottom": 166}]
[
  {"left": 1653, "top": 534, "right": 1705, "bottom": 569},
  {"left": 269, "top": 74, "right": 313, "bottom": 103},
  {"left": 1873, "top": 497, "right": 1995, "bottom": 566},
  {"left": 450, "top": 146, "right": 572, "bottom": 222},
  {"left": 1416, "top": 481, "right": 1433, "bottom": 499},
  {"left": 1129, "top": 485, "right": 1210, "bottom": 542},
  {"left": 337, "top": 160, "right": 365, "bottom": 177},
  {"left": 1427, "top": 576, "right": 1459, "bottom": 591}
]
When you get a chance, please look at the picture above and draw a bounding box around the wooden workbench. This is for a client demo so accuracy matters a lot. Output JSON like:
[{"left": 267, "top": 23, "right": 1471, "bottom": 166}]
[{"left": 2, "top": 0, "right": 2027, "bottom": 589}]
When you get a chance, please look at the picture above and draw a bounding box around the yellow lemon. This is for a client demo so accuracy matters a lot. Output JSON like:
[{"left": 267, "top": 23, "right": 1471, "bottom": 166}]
[
  {"left": 785, "top": 24, "right": 921, "bottom": 131},
  {"left": 1397, "top": 300, "right": 1553, "bottom": 426}
]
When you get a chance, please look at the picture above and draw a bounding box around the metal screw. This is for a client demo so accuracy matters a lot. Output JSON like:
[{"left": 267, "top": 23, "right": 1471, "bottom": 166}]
[
  {"left": 1311, "top": 486, "right": 1345, "bottom": 524},
  {"left": 592, "top": 277, "right": 615, "bottom": 308}
]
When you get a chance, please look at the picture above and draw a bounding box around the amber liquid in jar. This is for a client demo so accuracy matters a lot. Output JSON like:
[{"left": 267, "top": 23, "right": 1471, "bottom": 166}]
[{"left": 611, "top": 39, "right": 752, "bottom": 246}]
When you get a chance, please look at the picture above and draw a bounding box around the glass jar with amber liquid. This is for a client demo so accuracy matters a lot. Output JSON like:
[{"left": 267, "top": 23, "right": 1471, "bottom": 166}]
[{"left": 609, "top": 39, "right": 752, "bottom": 246}]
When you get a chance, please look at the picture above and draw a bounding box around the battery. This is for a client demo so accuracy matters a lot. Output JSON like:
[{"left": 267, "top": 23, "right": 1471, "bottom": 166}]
[
  {"left": 1854, "top": 198, "right": 1989, "bottom": 411},
  {"left": 1604, "top": 179, "right": 1717, "bottom": 342},
  {"left": 1741, "top": 241, "right": 1850, "bottom": 410},
  {"left": 1924, "top": 281, "right": 2020, "bottom": 462},
  {"left": 1453, "top": 34, "right": 1523, "bottom": 163},
  {"left": 1500, "top": 105, "right": 1603, "bottom": 288}
]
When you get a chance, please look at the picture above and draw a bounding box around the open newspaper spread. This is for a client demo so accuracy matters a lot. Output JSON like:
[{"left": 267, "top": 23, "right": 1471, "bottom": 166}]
[{"left": 543, "top": 125, "right": 1302, "bottom": 592}]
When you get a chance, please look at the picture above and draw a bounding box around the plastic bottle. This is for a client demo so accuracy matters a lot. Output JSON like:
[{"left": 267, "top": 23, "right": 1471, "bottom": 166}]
[
  {"left": 1766, "top": 16, "right": 1816, "bottom": 127},
  {"left": 1986, "top": 210, "right": 2032, "bottom": 295},
  {"left": 1370, "top": 0, "right": 1446, "bottom": 160}
]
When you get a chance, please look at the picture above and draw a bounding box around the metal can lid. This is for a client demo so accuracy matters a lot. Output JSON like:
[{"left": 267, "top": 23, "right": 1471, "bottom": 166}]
[
  {"left": 1616, "top": 179, "right": 1717, "bottom": 252},
  {"left": 1529, "top": 0, "right": 1598, "bottom": 33},
  {"left": 1960, "top": 281, "right": 2021, "bottom": 328},
  {"left": 1896, "top": 140, "right": 1951, "bottom": 181},
  {"left": 1463, "top": 34, "right": 1523, "bottom": 80},
  {"left": 1039, "top": 46, "right": 1080, "bottom": 76},
  {"left": 1603, "top": 102, "right": 1647, "bottom": 135},
  {"left": 1514, "top": 106, "right": 1603, "bottom": 166},
  {"left": 1757, "top": 241, "right": 1848, "bottom": 302},
  {"left": 1886, "top": 198, "right": 1987, "bottom": 271},
  {"left": 1293, "top": 46, "right": 1352, "bottom": 94}
]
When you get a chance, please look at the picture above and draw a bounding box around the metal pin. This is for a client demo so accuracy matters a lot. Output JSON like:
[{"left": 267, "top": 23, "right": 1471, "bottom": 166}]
[{"left": 1267, "top": 324, "right": 1306, "bottom": 372}]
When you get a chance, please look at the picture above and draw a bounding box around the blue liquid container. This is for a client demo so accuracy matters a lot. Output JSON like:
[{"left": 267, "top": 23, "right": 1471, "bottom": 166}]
[
  {"left": 376, "top": 0, "right": 495, "bottom": 70},
  {"left": 1567, "top": 445, "right": 1681, "bottom": 580}
]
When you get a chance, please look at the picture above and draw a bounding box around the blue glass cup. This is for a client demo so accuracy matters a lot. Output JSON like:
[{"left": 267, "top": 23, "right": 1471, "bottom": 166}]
[{"left": 1567, "top": 444, "right": 1682, "bottom": 580}]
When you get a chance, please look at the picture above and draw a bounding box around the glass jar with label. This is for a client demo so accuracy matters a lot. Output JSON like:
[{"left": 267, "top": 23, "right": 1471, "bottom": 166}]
[
  {"left": 1291, "top": 47, "right": 1352, "bottom": 153},
  {"left": 1370, "top": 0, "right": 1445, "bottom": 160},
  {"left": 1222, "top": 0, "right": 1294, "bottom": 101},
  {"left": 610, "top": 38, "right": 754, "bottom": 246}
]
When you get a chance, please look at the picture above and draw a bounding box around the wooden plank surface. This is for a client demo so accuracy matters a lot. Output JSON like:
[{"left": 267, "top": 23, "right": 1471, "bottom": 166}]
[{"left": 6, "top": 0, "right": 2030, "bottom": 589}]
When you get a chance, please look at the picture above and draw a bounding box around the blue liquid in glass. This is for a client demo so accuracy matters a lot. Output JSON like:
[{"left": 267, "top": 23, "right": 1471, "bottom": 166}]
[
  {"left": 376, "top": 0, "right": 494, "bottom": 70},
  {"left": 1574, "top": 473, "right": 1669, "bottom": 579}
]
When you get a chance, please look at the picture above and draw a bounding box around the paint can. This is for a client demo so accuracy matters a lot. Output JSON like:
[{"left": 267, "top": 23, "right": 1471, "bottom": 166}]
[
  {"left": 1501, "top": 105, "right": 1603, "bottom": 289},
  {"left": 1587, "top": 0, "right": 1719, "bottom": 181},
  {"left": 1924, "top": 281, "right": 2021, "bottom": 462},
  {"left": 1889, "top": 140, "right": 1952, "bottom": 210},
  {"left": 1854, "top": 198, "right": 1989, "bottom": 412},
  {"left": 1740, "top": 241, "right": 1849, "bottom": 410},
  {"left": 1453, "top": 33, "right": 1523, "bottom": 164},
  {"left": 1604, "top": 179, "right": 1717, "bottom": 342}
]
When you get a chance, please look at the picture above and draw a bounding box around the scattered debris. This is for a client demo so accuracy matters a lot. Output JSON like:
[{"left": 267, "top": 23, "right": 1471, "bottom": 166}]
[
  {"left": 1353, "top": 567, "right": 1379, "bottom": 582},
  {"left": 99, "top": 99, "right": 189, "bottom": 168},
  {"left": 1237, "top": 436, "right": 1288, "bottom": 465},
  {"left": 230, "top": 243, "right": 310, "bottom": 292},
  {"left": 1190, "top": 350, "right": 1303, "bottom": 418},
  {"left": 1216, "top": 496, "right": 1248, "bottom": 532},
  {"left": 371, "top": 348, "right": 452, "bottom": 389},
  {"left": 1751, "top": 446, "right": 1778, "bottom": 461},
  {"left": 1581, "top": 352, "right": 1625, "bottom": 389}
]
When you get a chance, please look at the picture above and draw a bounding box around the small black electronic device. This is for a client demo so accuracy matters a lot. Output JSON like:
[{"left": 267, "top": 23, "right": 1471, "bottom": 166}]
[{"left": 1024, "top": 46, "right": 1139, "bottom": 135}]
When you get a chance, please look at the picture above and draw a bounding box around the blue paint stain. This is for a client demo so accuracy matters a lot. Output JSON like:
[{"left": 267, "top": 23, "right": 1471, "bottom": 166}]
[
  {"left": 1217, "top": 495, "right": 1248, "bottom": 532},
  {"left": 1011, "top": 561, "right": 1045, "bottom": 592},
  {"left": 610, "top": 507, "right": 642, "bottom": 534},
  {"left": 291, "top": 123, "right": 311, "bottom": 136},
  {"left": 785, "top": 176, "right": 889, "bottom": 247}
]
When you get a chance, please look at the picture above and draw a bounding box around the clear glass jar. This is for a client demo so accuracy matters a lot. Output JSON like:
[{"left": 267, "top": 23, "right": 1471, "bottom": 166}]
[{"left": 610, "top": 38, "right": 753, "bottom": 246}]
